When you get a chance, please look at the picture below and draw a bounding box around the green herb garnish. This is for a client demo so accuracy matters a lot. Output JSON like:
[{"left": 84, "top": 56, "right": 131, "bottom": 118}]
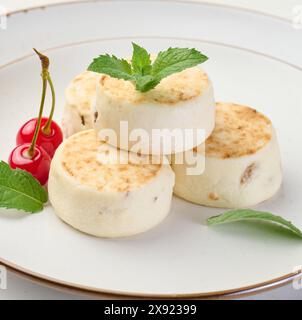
[
  {"left": 0, "top": 161, "right": 47, "bottom": 213},
  {"left": 88, "top": 43, "right": 208, "bottom": 92},
  {"left": 207, "top": 209, "right": 302, "bottom": 238}
]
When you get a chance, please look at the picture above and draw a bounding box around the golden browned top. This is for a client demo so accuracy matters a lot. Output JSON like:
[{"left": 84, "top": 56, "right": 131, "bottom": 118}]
[
  {"left": 65, "top": 71, "right": 100, "bottom": 112},
  {"left": 60, "top": 130, "right": 161, "bottom": 192},
  {"left": 204, "top": 102, "right": 272, "bottom": 159},
  {"left": 98, "top": 67, "right": 210, "bottom": 105}
]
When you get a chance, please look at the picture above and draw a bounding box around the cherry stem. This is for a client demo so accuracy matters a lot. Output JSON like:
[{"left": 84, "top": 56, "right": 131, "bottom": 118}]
[
  {"left": 27, "top": 49, "right": 49, "bottom": 158},
  {"left": 42, "top": 74, "right": 55, "bottom": 135}
]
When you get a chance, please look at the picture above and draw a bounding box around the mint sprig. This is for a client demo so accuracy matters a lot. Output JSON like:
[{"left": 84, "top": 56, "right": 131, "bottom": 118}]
[
  {"left": 207, "top": 209, "right": 302, "bottom": 238},
  {"left": 88, "top": 43, "right": 208, "bottom": 92},
  {"left": 0, "top": 161, "right": 47, "bottom": 213}
]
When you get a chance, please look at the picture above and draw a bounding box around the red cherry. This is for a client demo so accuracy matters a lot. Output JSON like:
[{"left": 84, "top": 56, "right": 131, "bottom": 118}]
[
  {"left": 16, "top": 117, "right": 63, "bottom": 158},
  {"left": 8, "top": 143, "right": 51, "bottom": 185}
]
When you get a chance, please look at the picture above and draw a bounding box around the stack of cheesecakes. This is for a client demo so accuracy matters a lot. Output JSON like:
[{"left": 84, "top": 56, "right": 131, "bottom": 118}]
[{"left": 49, "top": 63, "right": 282, "bottom": 238}]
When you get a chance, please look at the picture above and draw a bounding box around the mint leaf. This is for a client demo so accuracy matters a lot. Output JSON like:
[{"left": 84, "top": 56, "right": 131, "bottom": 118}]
[
  {"left": 131, "top": 42, "right": 152, "bottom": 75},
  {"left": 0, "top": 161, "right": 47, "bottom": 213},
  {"left": 88, "top": 44, "right": 208, "bottom": 92},
  {"left": 152, "top": 47, "right": 208, "bottom": 80},
  {"left": 135, "top": 75, "right": 160, "bottom": 92},
  {"left": 207, "top": 209, "right": 302, "bottom": 238},
  {"left": 88, "top": 54, "right": 133, "bottom": 81}
]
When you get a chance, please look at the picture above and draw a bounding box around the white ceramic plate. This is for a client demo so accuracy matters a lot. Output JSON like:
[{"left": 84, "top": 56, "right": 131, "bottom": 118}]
[{"left": 1, "top": 0, "right": 302, "bottom": 298}]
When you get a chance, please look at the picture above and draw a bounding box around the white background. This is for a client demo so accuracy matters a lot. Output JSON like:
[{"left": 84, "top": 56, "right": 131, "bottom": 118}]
[{"left": 0, "top": 0, "right": 302, "bottom": 300}]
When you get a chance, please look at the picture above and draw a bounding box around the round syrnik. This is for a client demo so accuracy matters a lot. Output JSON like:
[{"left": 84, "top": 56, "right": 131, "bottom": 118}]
[
  {"left": 171, "top": 102, "right": 282, "bottom": 208},
  {"left": 60, "top": 130, "right": 162, "bottom": 193},
  {"left": 62, "top": 71, "right": 100, "bottom": 138},
  {"left": 94, "top": 66, "right": 215, "bottom": 155},
  {"left": 205, "top": 103, "right": 273, "bottom": 159},
  {"left": 48, "top": 130, "right": 175, "bottom": 238}
]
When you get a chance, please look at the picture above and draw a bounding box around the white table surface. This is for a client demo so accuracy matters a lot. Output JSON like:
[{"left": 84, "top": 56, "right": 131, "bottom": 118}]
[{"left": 0, "top": 0, "right": 302, "bottom": 300}]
